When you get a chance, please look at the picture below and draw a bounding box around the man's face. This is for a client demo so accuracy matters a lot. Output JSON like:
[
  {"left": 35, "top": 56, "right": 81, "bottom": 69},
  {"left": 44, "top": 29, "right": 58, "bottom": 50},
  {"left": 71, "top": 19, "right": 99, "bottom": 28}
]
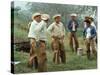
[
  {"left": 86, "top": 22, "right": 91, "bottom": 27},
  {"left": 34, "top": 15, "right": 41, "bottom": 22},
  {"left": 55, "top": 16, "right": 61, "bottom": 23},
  {"left": 71, "top": 16, "right": 76, "bottom": 20}
]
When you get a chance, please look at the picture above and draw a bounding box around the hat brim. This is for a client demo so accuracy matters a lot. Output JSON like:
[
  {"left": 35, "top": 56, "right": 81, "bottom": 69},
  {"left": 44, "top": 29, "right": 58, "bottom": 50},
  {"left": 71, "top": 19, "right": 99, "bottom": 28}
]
[{"left": 53, "top": 16, "right": 61, "bottom": 19}]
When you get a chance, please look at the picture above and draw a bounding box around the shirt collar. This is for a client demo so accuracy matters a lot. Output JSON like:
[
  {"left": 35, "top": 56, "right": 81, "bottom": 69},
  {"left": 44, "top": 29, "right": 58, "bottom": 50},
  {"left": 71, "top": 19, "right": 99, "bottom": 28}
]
[{"left": 33, "top": 20, "right": 40, "bottom": 24}]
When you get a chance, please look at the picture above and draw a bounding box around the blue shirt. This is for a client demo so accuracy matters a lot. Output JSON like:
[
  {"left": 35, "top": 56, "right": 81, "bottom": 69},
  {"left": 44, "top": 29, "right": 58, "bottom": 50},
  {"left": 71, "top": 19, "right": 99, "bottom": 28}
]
[
  {"left": 67, "top": 20, "right": 79, "bottom": 32},
  {"left": 83, "top": 26, "right": 96, "bottom": 39}
]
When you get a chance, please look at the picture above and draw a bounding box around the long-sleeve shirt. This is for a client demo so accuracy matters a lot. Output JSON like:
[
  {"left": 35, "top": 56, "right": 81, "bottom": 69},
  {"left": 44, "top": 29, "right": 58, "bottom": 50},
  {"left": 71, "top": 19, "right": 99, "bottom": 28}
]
[
  {"left": 28, "top": 20, "right": 40, "bottom": 39},
  {"left": 67, "top": 20, "right": 79, "bottom": 32},
  {"left": 83, "top": 26, "right": 96, "bottom": 39},
  {"left": 34, "top": 20, "right": 47, "bottom": 41},
  {"left": 47, "top": 22, "right": 65, "bottom": 38},
  {"left": 91, "top": 22, "right": 97, "bottom": 32}
]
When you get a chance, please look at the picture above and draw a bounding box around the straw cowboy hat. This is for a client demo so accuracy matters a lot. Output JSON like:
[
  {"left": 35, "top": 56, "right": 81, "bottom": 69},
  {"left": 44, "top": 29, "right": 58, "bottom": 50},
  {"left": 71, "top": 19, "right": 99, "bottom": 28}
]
[
  {"left": 53, "top": 14, "right": 61, "bottom": 19},
  {"left": 32, "top": 12, "right": 41, "bottom": 19},
  {"left": 85, "top": 16, "right": 90, "bottom": 18},
  {"left": 41, "top": 14, "right": 50, "bottom": 20},
  {"left": 70, "top": 13, "right": 77, "bottom": 17}
]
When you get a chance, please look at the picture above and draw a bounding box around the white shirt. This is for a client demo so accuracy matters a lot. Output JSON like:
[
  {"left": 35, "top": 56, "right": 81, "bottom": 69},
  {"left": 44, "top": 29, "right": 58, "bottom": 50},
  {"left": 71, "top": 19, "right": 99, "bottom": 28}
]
[
  {"left": 34, "top": 20, "right": 47, "bottom": 41},
  {"left": 47, "top": 22, "right": 65, "bottom": 38},
  {"left": 86, "top": 27, "right": 91, "bottom": 39},
  {"left": 28, "top": 20, "right": 40, "bottom": 39},
  {"left": 72, "top": 22, "right": 76, "bottom": 31}
]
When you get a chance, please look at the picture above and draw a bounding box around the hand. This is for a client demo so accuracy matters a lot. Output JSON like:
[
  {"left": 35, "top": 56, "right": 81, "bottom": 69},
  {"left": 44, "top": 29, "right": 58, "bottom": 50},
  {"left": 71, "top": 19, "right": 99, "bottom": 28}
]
[
  {"left": 89, "top": 37, "right": 92, "bottom": 40},
  {"left": 52, "top": 35, "right": 55, "bottom": 38},
  {"left": 61, "top": 35, "right": 64, "bottom": 39}
]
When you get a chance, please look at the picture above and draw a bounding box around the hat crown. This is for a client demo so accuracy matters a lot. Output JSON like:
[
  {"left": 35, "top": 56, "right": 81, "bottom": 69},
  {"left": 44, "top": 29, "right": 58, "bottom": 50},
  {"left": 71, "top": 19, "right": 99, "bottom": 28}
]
[
  {"left": 41, "top": 14, "right": 50, "bottom": 20},
  {"left": 32, "top": 12, "right": 41, "bottom": 19},
  {"left": 53, "top": 14, "right": 61, "bottom": 19},
  {"left": 70, "top": 13, "right": 77, "bottom": 16}
]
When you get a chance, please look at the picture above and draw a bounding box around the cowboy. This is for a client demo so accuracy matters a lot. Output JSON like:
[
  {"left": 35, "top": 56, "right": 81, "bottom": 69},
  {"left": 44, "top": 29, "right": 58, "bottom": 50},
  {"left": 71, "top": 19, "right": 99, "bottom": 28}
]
[
  {"left": 28, "top": 12, "right": 41, "bottom": 69},
  {"left": 89, "top": 17, "right": 97, "bottom": 44},
  {"left": 83, "top": 20, "right": 97, "bottom": 59},
  {"left": 47, "top": 14, "right": 66, "bottom": 64},
  {"left": 67, "top": 13, "right": 79, "bottom": 53},
  {"left": 35, "top": 14, "right": 50, "bottom": 72},
  {"left": 83, "top": 16, "right": 97, "bottom": 55}
]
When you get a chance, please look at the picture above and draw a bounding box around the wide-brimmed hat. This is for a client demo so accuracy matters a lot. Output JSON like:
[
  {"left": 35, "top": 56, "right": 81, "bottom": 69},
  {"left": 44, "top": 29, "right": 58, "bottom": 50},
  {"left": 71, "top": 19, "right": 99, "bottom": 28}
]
[
  {"left": 84, "top": 19, "right": 91, "bottom": 24},
  {"left": 53, "top": 14, "right": 61, "bottom": 19},
  {"left": 85, "top": 16, "right": 90, "bottom": 18},
  {"left": 41, "top": 14, "right": 50, "bottom": 20},
  {"left": 32, "top": 12, "right": 41, "bottom": 19},
  {"left": 70, "top": 13, "right": 77, "bottom": 17}
]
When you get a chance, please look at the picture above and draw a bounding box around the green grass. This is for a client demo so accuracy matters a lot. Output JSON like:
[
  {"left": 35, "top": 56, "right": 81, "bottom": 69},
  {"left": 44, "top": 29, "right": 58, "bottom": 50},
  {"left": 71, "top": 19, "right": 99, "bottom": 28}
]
[
  {"left": 14, "top": 49, "right": 97, "bottom": 74},
  {"left": 14, "top": 25, "right": 28, "bottom": 43}
]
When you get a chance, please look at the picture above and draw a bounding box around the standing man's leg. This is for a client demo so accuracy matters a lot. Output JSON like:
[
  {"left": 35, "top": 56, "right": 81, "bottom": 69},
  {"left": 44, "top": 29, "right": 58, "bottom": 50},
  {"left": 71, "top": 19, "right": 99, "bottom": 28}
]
[
  {"left": 52, "top": 38, "right": 60, "bottom": 64},
  {"left": 28, "top": 39, "right": 38, "bottom": 69},
  {"left": 51, "top": 38, "right": 56, "bottom": 63},
  {"left": 90, "top": 39, "right": 97, "bottom": 57},
  {"left": 38, "top": 40, "right": 47, "bottom": 72},
  {"left": 85, "top": 39, "right": 91, "bottom": 59},
  {"left": 29, "top": 39, "right": 36, "bottom": 56},
  {"left": 59, "top": 39, "right": 66, "bottom": 63},
  {"left": 69, "top": 32, "right": 74, "bottom": 52},
  {"left": 73, "top": 32, "right": 79, "bottom": 53}
]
